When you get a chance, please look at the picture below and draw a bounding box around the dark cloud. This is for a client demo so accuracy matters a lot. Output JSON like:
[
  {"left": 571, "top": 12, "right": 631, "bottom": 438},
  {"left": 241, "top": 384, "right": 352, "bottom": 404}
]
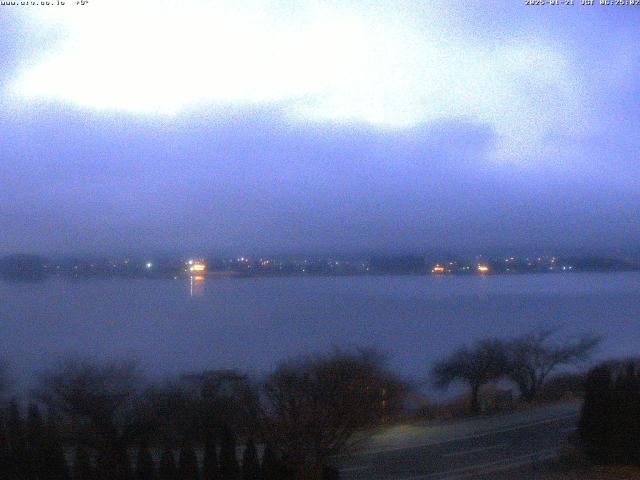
[{"left": 0, "top": 104, "right": 638, "bottom": 255}]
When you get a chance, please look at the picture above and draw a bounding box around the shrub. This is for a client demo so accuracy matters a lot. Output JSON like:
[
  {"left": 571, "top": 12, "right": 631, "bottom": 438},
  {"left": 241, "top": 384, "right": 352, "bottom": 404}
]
[{"left": 579, "top": 360, "right": 640, "bottom": 465}]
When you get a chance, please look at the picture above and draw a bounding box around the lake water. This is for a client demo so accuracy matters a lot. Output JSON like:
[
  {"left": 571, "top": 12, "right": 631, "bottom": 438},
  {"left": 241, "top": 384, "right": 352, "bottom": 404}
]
[{"left": 1, "top": 273, "right": 639, "bottom": 390}]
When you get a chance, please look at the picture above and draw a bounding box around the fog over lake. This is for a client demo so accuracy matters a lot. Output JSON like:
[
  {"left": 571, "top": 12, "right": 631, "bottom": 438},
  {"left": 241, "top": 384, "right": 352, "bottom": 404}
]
[{"left": 1, "top": 273, "right": 638, "bottom": 391}]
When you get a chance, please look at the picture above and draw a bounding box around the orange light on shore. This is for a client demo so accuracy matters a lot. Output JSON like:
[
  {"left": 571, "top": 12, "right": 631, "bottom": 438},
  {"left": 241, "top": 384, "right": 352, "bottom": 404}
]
[
  {"left": 431, "top": 264, "right": 445, "bottom": 274},
  {"left": 477, "top": 264, "right": 490, "bottom": 273},
  {"left": 187, "top": 259, "right": 207, "bottom": 273}
]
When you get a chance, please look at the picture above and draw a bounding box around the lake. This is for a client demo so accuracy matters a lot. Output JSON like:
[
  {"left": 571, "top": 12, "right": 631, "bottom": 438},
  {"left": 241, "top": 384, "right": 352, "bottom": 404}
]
[{"left": 1, "top": 273, "right": 639, "bottom": 390}]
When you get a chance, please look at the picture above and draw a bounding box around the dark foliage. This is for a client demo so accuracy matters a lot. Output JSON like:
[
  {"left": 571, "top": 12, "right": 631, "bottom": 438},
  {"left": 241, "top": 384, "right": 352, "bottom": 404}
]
[
  {"left": 0, "top": 419, "right": 10, "bottom": 478},
  {"left": 184, "top": 370, "right": 261, "bottom": 438},
  {"left": 136, "top": 438, "right": 157, "bottom": 480},
  {"left": 368, "top": 255, "right": 425, "bottom": 274},
  {"left": 159, "top": 447, "right": 178, "bottom": 480},
  {"left": 38, "top": 359, "right": 149, "bottom": 480},
  {"left": 6, "top": 400, "right": 27, "bottom": 479},
  {"left": 73, "top": 445, "right": 95, "bottom": 480},
  {"left": 537, "top": 372, "right": 586, "bottom": 402},
  {"left": 43, "top": 412, "right": 71, "bottom": 480},
  {"left": 26, "top": 403, "right": 46, "bottom": 479},
  {"left": 262, "top": 349, "right": 406, "bottom": 478},
  {"left": 322, "top": 465, "right": 340, "bottom": 480},
  {"left": 579, "top": 360, "right": 640, "bottom": 465},
  {"left": 241, "top": 437, "right": 260, "bottom": 480},
  {"left": 178, "top": 441, "right": 199, "bottom": 480},
  {"left": 145, "top": 369, "right": 258, "bottom": 446},
  {"left": 96, "top": 447, "right": 134, "bottom": 480},
  {"left": 1, "top": 403, "right": 70, "bottom": 480},
  {"left": 260, "top": 443, "right": 287, "bottom": 480},
  {"left": 202, "top": 431, "right": 220, "bottom": 480},
  {"left": 4, "top": 350, "right": 401, "bottom": 479},
  {"left": 219, "top": 425, "right": 239, "bottom": 480}
]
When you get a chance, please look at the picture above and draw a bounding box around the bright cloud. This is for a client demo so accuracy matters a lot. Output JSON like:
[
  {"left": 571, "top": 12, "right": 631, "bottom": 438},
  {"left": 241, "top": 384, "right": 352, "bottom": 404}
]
[{"left": 9, "top": 0, "right": 585, "bottom": 161}]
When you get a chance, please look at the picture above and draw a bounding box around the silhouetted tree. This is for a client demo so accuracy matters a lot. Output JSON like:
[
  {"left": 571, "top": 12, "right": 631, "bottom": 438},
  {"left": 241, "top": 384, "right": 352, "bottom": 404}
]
[
  {"left": 579, "top": 360, "right": 640, "bottom": 465},
  {"left": 6, "top": 400, "right": 27, "bottom": 479},
  {"left": 433, "top": 340, "right": 507, "bottom": 415},
  {"left": 111, "top": 448, "right": 134, "bottom": 480},
  {"left": 159, "top": 447, "right": 178, "bottom": 480},
  {"left": 260, "top": 444, "right": 288, "bottom": 480},
  {"left": 26, "top": 403, "right": 46, "bottom": 479},
  {"left": 178, "top": 441, "right": 199, "bottom": 480},
  {"left": 0, "top": 418, "right": 11, "bottom": 480},
  {"left": 136, "top": 438, "right": 157, "bottom": 480},
  {"left": 182, "top": 370, "right": 261, "bottom": 438},
  {"left": 610, "top": 363, "right": 640, "bottom": 464},
  {"left": 43, "top": 411, "right": 71, "bottom": 480},
  {"left": 504, "top": 329, "right": 600, "bottom": 402},
  {"left": 73, "top": 445, "right": 95, "bottom": 480},
  {"left": 322, "top": 465, "right": 340, "bottom": 480},
  {"left": 579, "top": 363, "right": 614, "bottom": 462},
  {"left": 219, "top": 425, "right": 239, "bottom": 480},
  {"left": 262, "top": 349, "right": 406, "bottom": 479},
  {"left": 38, "top": 359, "right": 148, "bottom": 480},
  {"left": 145, "top": 382, "right": 200, "bottom": 448},
  {"left": 202, "top": 431, "right": 220, "bottom": 480},
  {"left": 241, "top": 437, "right": 260, "bottom": 480}
]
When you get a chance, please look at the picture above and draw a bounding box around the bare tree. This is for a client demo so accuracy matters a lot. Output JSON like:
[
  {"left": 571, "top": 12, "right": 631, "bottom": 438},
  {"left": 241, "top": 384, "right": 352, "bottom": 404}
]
[
  {"left": 261, "top": 349, "right": 407, "bottom": 480},
  {"left": 37, "top": 358, "right": 148, "bottom": 480},
  {"left": 505, "top": 328, "right": 600, "bottom": 402},
  {"left": 432, "top": 340, "right": 507, "bottom": 415}
]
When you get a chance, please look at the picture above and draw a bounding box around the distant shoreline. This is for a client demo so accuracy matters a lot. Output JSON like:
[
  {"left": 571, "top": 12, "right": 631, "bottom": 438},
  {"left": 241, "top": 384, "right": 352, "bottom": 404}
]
[{"left": 2, "top": 253, "right": 638, "bottom": 282}]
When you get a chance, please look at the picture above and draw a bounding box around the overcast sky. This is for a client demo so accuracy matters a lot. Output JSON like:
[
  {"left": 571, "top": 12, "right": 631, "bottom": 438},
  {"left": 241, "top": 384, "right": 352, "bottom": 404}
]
[{"left": 0, "top": 1, "right": 638, "bottom": 256}]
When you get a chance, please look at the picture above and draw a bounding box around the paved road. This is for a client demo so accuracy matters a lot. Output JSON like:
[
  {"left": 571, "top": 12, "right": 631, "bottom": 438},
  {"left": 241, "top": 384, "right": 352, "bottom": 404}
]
[{"left": 332, "top": 402, "right": 581, "bottom": 480}]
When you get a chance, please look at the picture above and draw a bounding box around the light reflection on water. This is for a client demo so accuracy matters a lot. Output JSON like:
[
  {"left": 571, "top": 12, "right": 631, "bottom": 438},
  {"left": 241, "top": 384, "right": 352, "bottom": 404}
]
[{"left": 189, "top": 275, "right": 206, "bottom": 297}]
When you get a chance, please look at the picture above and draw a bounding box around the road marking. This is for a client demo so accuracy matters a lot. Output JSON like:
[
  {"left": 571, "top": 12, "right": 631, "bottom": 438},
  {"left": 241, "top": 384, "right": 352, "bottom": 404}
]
[
  {"left": 441, "top": 443, "right": 506, "bottom": 458},
  {"left": 340, "top": 413, "right": 576, "bottom": 458},
  {"left": 398, "top": 448, "right": 557, "bottom": 480}
]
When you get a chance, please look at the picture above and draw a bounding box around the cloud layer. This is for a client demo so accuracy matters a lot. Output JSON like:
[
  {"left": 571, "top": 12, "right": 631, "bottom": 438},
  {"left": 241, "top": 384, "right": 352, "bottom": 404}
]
[
  {"left": 1, "top": 1, "right": 639, "bottom": 255},
  {"left": 10, "top": 0, "right": 585, "bottom": 162}
]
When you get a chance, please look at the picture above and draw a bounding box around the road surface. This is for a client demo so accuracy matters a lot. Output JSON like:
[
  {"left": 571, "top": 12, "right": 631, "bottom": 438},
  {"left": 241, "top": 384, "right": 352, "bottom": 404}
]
[{"left": 332, "top": 402, "right": 580, "bottom": 480}]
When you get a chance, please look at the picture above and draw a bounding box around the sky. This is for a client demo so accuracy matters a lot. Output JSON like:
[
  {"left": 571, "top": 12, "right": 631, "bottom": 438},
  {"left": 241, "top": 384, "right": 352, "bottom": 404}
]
[{"left": 0, "top": 0, "right": 639, "bottom": 256}]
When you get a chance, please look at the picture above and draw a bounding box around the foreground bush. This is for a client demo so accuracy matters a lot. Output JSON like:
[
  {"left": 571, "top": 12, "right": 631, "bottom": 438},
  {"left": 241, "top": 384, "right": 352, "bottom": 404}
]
[
  {"left": 4, "top": 349, "right": 397, "bottom": 479},
  {"left": 579, "top": 360, "right": 640, "bottom": 465}
]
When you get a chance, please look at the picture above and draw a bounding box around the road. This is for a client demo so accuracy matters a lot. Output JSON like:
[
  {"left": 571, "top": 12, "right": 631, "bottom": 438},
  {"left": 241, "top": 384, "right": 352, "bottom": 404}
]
[{"left": 332, "top": 402, "right": 581, "bottom": 480}]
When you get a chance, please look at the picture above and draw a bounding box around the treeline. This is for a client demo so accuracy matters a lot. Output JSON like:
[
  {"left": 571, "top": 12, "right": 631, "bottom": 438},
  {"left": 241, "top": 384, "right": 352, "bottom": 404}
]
[
  {"left": 0, "top": 331, "right": 609, "bottom": 478},
  {"left": 0, "top": 402, "right": 68, "bottom": 479},
  {"left": 2, "top": 253, "right": 638, "bottom": 282},
  {"left": 0, "top": 402, "right": 281, "bottom": 480},
  {"left": 431, "top": 329, "right": 600, "bottom": 414},
  {"left": 0, "top": 255, "right": 48, "bottom": 281},
  {"left": 0, "top": 349, "right": 406, "bottom": 480}
]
